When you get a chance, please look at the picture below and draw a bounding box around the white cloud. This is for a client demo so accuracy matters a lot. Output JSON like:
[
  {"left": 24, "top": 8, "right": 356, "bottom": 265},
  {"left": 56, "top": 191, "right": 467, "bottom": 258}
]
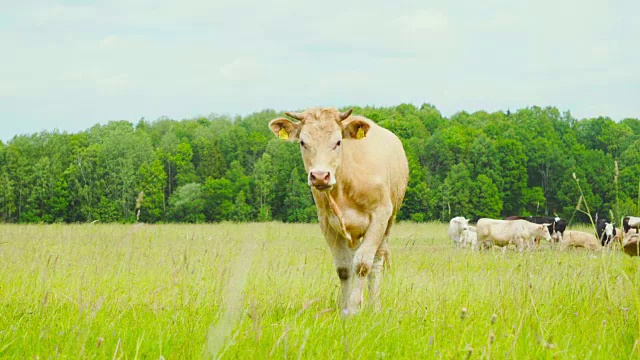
[
  {"left": 395, "top": 9, "right": 449, "bottom": 33},
  {"left": 220, "top": 57, "right": 262, "bottom": 82},
  {"left": 31, "top": 4, "right": 98, "bottom": 24},
  {"left": 100, "top": 35, "right": 124, "bottom": 49},
  {"left": 62, "top": 68, "right": 131, "bottom": 93}
]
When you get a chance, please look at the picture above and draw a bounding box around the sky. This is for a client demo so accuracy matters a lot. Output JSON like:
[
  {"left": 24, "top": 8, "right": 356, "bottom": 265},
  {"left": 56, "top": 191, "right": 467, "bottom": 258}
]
[{"left": 1, "top": 0, "right": 639, "bottom": 141}]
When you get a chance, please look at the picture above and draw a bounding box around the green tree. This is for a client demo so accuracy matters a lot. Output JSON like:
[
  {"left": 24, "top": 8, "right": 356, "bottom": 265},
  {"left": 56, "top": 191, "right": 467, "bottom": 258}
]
[
  {"left": 202, "top": 177, "right": 234, "bottom": 222},
  {"left": 495, "top": 139, "right": 528, "bottom": 216},
  {"left": 231, "top": 190, "right": 253, "bottom": 222},
  {"left": 441, "top": 163, "right": 473, "bottom": 220},
  {"left": 253, "top": 153, "right": 275, "bottom": 221},
  {"left": 400, "top": 155, "right": 431, "bottom": 221},
  {"left": 0, "top": 171, "right": 16, "bottom": 221},
  {"left": 283, "top": 168, "right": 316, "bottom": 222},
  {"left": 174, "top": 142, "right": 198, "bottom": 186},
  {"left": 168, "top": 183, "right": 205, "bottom": 223},
  {"left": 522, "top": 187, "right": 546, "bottom": 216},
  {"left": 469, "top": 174, "right": 502, "bottom": 220},
  {"left": 192, "top": 136, "right": 226, "bottom": 180},
  {"left": 136, "top": 159, "right": 167, "bottom": 222}
]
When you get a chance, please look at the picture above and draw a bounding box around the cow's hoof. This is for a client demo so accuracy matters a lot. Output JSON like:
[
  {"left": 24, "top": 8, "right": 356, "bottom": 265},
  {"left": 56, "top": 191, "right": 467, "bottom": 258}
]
[{"left": 341, "top": 308, "right": 360, "bottom": 317}]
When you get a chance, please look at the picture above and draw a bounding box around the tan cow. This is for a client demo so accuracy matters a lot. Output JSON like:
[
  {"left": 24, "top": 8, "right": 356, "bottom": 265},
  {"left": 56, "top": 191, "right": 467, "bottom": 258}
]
[
  {"left": 269, "top": 107, "right": 408, "bottom": 315},
  {"left": 559, "top": 230, "right": 601, "bottom": 251},
  {"left": 622, "top": 233, "right": 640, "bottom": 256},
  {"left": 476, "top": 218, "right": 552, "bottom": 251}
]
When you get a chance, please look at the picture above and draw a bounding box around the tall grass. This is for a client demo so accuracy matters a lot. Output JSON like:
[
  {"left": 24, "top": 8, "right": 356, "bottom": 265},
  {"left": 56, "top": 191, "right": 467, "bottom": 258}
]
[{"left": 0, "top": 222, "right": 639, "bottom": 358}]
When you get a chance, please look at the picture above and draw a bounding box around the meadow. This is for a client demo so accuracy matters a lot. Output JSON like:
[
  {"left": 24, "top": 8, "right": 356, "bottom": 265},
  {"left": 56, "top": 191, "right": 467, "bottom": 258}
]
[{"left": 1, "top": 222, "right": 639, "bottom": 359}]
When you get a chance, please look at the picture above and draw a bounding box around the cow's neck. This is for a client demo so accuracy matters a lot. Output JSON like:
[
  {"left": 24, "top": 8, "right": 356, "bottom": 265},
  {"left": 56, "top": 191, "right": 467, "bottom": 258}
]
[{"left": 313, "top": 183, "right": 355, "bottom": 246}]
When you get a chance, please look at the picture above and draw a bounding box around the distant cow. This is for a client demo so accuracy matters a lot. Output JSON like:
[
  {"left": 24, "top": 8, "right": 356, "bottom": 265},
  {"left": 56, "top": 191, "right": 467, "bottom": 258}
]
[
  {"left": 449, "top": 216, "right": 470, "bottom": 247},
  {"left": 477, "top": 218, "right": 552, "bottom": 251},
  {"left": 504, "top": 215, "right": 567, "bottom": 243},
  {"left": 461, "top": 226, "right": 477, "bottom": 249},
  {"left": 596, "top": 218, "right": 617, "bottom": 246},
  {"left": 623, "top": 216, "right": 640, "bottom": 235},
  {"left": 623, "top": 233, "right": 640, "bottom": 256},
  {"left": 560, "top": 230, "right": 601, "bottom": 251},
  {"left": 269, "top": 107, "right": 408, "bottom": 315},
  {"left": 614, "top": 230, "right": 622, "bottom": 244}
]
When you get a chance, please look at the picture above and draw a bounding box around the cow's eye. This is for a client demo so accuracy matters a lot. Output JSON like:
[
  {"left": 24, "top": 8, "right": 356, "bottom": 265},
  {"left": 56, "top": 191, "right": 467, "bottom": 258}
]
[
  {"left": 300, "top": 140, "right": 306, "bottom": 148},
  {"left": 334, "top": 140, "right": 341, "bottom": 149}
]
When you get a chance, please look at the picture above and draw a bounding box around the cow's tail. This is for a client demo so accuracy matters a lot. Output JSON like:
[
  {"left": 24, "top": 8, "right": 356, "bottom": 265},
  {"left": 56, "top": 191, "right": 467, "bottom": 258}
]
[{"left": 383, "top": 250, "right": 391, "bottom": 271}]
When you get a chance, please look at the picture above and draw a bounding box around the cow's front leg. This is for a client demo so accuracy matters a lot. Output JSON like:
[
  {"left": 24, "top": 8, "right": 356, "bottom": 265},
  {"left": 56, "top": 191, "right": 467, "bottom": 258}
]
[
  {"left": 346, "top": 208, "right": 392, "bottom": 314},
  {"left": 321, "top": 219, "right": 353, "bottom": 310},
  {"left": 333, "top": 246, "right": 353, "bottom": 311}
]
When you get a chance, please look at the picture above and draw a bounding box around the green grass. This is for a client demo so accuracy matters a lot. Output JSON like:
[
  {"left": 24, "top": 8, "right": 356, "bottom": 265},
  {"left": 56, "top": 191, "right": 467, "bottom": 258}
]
[{"left": 1, "top": 222, "right": 639, "bottom": 359}]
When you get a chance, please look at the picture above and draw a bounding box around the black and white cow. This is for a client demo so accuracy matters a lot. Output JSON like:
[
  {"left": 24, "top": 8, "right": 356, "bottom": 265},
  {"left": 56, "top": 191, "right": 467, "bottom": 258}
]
[
  {"left": 596, "top": 217, "right": 617, "bottom": 246},
  {"left": 623, "top": 216, "right": 640, "bottom": 235}
]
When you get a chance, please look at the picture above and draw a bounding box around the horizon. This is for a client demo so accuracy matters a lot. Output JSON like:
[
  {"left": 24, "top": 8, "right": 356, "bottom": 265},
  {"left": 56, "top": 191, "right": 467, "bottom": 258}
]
[{"left": 2, "top": 102, "right": 636, "bottom": 143}]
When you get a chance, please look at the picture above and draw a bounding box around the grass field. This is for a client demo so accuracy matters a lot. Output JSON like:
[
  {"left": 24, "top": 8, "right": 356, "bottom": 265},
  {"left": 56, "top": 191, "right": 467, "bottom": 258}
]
[{"left": 1, "top": 222, "right": 640, "bottom": 359}]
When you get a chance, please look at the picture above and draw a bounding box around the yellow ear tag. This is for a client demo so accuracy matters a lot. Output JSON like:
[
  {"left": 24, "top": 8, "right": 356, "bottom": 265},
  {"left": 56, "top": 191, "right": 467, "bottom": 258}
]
[
  {"left": 278, "top": 128, "right": 289, "bottom": 140},
  {"left": 356, "top": 127, "right": 365, "bottom": 139}
]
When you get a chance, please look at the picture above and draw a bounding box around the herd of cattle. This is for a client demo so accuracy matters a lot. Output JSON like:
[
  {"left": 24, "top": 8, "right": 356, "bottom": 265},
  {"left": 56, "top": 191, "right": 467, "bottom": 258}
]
[
  {"left": 268, "top": 107, "right": 639, "bottom": 314},
  {"left": 449, "top": 215, "right": 640, "bottom": 253}
]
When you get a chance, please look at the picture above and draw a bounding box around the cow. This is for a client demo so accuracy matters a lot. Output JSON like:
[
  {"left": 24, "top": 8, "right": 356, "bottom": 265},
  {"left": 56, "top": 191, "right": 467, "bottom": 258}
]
[
  {"left": 622, "top": 233, "right": 640, "bottom": 256},
  {"left": 623, "top": 216, "right": 640, "bottom": 235},
  {"left": 614, "top": 230, "right": 622, "bottom": 244},
  {"left": 596, "top": 218, "right": 617, "bottom": 246},
  {"left": 448, "top": 216, "right": 470, "bottom": 247},
  {"left": 560, "top": 230, "right": 601, "bottom": 251},
  {"left": 461, "top": 225, "right": 477, "bottom": 249},
  {"left": 504, "top": 215, "right": 567, "bottom": 243},
  {"left": 268, "top": 107, "right": 408, "bottom": 315},
  {"left": 477, "top": 218, "right": 552, "bottom": 251}
]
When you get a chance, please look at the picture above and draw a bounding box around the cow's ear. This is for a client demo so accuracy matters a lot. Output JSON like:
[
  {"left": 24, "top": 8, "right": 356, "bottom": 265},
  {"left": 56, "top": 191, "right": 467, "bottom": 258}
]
[
  {"left": 343, "top": 119, "right": 370, "bottom": 140},
  {"left": 269, "top": 118, "right": 300, "bottom": 141}
]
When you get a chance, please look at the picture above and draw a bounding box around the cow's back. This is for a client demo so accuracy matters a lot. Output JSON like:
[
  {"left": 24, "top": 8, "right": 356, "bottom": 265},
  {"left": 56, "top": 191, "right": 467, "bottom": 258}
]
[
  {"left": 340, "top": 116, "right": 408, "bottom": 213},
  {"left": 478, "top": 218, "right": 529, "bottom": 245},
  {"left": 562, "top": 230, "right": 600, "bottom": 250}
]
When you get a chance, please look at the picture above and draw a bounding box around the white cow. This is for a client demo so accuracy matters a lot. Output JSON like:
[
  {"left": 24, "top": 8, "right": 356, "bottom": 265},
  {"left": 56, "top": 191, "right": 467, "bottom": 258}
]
[
  {"left": 449, "top": 216, "right": 470, "bottom": 247},
  {"left": 461, "top": 225, "right": 477, "bottom": 249},
  {"left": 476, "top": 218, "right": 552, "bottom": 251}
]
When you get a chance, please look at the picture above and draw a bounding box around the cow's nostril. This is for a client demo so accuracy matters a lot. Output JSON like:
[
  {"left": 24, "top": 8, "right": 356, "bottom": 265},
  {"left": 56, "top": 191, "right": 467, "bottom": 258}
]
[
  {"left": 309, "top": 173, "right": 316, "bottom": 181},
  {"left": 324, "top": 173, "right": 330, "bottom": 181}
]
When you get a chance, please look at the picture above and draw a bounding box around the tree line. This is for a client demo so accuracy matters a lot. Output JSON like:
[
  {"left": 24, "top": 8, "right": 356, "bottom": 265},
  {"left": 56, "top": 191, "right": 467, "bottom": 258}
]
[{"left": 1, "top": 104, "right": 639, "bottom": 224}]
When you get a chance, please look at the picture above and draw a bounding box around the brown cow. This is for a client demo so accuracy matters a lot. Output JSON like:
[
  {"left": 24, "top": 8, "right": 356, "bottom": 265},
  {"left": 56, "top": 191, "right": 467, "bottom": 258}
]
[
  {"left": 560, "top": 230, "right": 601, "bottom": 251},
  {"left": 269, "top": 107, "right": 408, "bottom": 314}
]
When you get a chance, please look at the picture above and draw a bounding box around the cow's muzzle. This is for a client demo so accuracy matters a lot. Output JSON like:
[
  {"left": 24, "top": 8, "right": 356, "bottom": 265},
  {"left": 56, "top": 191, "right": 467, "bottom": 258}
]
[{"left": 309, "top": 170, "right": 332, "bottom": 190}]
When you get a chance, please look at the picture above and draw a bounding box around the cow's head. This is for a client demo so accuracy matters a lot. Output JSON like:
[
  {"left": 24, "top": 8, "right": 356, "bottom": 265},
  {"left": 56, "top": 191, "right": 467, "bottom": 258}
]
[
  {"left": 538, "top": 223, "right": 553, "bottom": 242},
  {"left": 604, "top": 223, "right": 615, "bottom": 237},
  {"left": 458, "top": 217, "right": 470, "bottom": 230},
  {"left": 268, "top": 108, "right": 369, "bottom": 191}
]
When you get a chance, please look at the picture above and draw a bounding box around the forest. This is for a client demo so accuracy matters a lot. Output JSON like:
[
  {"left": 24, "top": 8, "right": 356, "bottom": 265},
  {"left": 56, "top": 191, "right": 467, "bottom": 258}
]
[{"left": 1, "top": 104, "right": 639, "bottom": 224}]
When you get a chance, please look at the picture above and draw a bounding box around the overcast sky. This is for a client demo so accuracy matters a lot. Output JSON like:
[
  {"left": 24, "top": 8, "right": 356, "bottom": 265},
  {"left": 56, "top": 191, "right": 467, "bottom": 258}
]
[{"left": 1, "top": 0, "right": 638, "bottom": 141}]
